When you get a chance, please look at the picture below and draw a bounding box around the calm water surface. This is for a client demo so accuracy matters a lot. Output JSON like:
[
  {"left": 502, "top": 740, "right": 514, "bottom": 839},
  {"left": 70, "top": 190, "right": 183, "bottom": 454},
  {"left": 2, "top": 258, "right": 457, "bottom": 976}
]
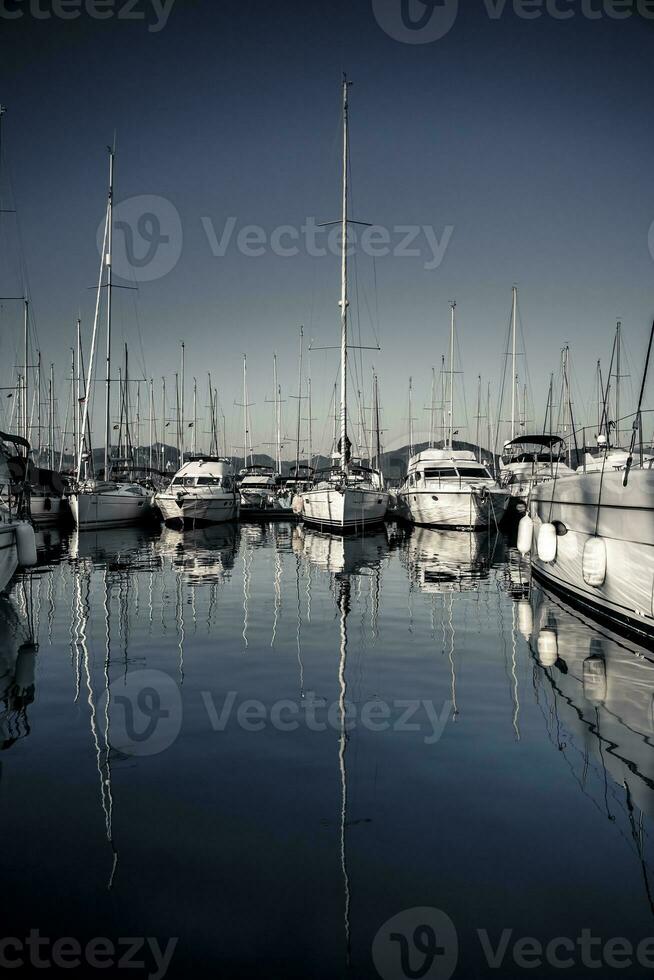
[{"left": 2, "top": 521, "right": 654, "bottom": 979}]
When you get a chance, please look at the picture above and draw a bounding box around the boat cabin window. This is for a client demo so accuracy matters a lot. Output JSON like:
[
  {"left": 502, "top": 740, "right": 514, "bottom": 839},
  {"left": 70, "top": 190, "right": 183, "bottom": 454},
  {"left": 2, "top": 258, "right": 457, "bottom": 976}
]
[
  {"left": 455, "top": 466, "right": 492, "bottom": 478},
  {"left": 424, "top": 467, "right": 457, "bottom": 479},
  {"left": 197, "top": 476, "right": 222, "bottom": 486}
]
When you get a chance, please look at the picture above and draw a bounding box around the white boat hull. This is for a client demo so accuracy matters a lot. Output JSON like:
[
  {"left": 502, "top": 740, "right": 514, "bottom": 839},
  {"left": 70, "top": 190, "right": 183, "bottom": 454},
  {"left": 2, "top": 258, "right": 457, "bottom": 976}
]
[
  {"left": 71, "top": 486, "right": 153, "bottom": 530},
  {"left": 302, "top": 486, "right": 389, "bottom": 532},
  {"left": 0, "top": 523, "right": 18, "bottom": 593},
  {"left": 530, "top": 468, "right": 654, "bottom": 636},
  {"left": 156, "top": 492, "right": 238, "bottom": 526},
  {"left": 398, "top": 487, "right": 509, "bottom": 529},
  {"left": 29, "top": 494, "right": 68, "bottom": 527}
]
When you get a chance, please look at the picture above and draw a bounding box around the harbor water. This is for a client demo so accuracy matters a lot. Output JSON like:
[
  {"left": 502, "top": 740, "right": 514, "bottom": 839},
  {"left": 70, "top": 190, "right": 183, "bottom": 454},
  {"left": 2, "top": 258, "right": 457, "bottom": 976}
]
[{"left": 2, "top": 521, "right": 654, "bottom": 979}]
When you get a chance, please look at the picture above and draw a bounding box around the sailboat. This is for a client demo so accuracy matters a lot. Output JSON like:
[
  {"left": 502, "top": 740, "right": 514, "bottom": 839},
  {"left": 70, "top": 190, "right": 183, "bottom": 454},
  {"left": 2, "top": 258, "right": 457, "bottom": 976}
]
[
  {"left": 70, "top": 147, "right": 153, "bottom": 530},
  {"left": 300, "top": 78, "right": 389, "bottom": 533},
  {"left": 397, "top": 302, "right": 509, "bottom": 529},
  {"left": 499, "top": 287, "right": 575, "bottom": 513}
]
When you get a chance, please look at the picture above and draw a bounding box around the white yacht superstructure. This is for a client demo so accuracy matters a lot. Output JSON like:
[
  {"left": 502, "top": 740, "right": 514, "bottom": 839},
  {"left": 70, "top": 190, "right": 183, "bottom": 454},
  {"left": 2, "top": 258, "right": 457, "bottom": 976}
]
[{"left": 156, "top": 457, "right": 238, "bottom": 527}]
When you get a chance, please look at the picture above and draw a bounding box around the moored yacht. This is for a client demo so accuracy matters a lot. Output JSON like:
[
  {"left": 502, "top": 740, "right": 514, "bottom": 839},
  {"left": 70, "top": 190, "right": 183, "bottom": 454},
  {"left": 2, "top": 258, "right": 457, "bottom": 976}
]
[
  {"left": 300, "top": 78, "right": 389, "bottom": 532},
  {"left": 398, "top": 448, "right": 509, "bottom": 529},
  {"left": 521, "top": 318, "right": 654, "bottom": 638},
  {"left": 499, "top": 434, "right": 575, "bottom": 515},
  {"left": 398, "top": 302, "right": 509, "bottom": 529},
  {"left": 0, "top": 440, "right": 37, "bottom": 591},
  {"left": 238, "top": 465, "right": 279, "bottom": 510},
  {"left": 155, "top": 456, "right": 238, "bottom": 527}
]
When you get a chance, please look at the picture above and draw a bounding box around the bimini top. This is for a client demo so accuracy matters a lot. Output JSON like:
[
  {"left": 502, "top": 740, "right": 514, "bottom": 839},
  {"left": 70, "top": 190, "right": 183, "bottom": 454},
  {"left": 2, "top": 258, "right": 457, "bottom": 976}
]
[{"left": 502, "top": 435, "right": 564, "bottom": 450}]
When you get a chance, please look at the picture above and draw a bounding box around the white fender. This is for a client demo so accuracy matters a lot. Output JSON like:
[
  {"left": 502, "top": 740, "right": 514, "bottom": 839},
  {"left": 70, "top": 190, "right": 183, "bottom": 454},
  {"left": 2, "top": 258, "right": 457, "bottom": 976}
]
[
  {"left": 537, "top": 523, "right": 557, "bottom": 563},
  {"left": 537, "top": 628, "right": 558, "bottom": 667},
  {"left": 582, "top": 536, "right": 606, "bottom": 587},
  {"left": 517, "top": 515, "right": 534, "bottom": 556},
  {"left": 15, "top": 522, "right": 37, "bottom": 568}
]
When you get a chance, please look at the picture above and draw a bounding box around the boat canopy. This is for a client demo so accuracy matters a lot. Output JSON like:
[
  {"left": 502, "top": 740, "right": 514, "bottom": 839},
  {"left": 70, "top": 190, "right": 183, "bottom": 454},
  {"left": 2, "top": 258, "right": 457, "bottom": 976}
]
[{"left": 502, "top": 435, "right": 564, "bottom": 449}]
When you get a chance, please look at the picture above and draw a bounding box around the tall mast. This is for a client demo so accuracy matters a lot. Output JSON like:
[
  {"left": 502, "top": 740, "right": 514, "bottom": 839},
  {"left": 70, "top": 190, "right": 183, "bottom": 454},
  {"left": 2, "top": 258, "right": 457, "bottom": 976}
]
[
  {"left": 448, "top": 301, "right": 456, "bottom": 449},
  {"left": 332, "top": 382, "right": 338, "bottom": 458},
  {"left": 476, "top": 374, "right": 482, "bottom": 463},
  {"left": 307, "top": 378, "right": 313, "bottom": 472},
  {"left": 373, "top": 372, "right": 381, "bottom": 474},
  {"left": 428, "top": 367, "right": 436, "bottom": 448},
  {"left": 276, "top": 381, "right": 282, "bottom": 475},
  {"left": 23, "top": 299, "right": 29, "bottom": 453},
  {"left": 596, "top": 360, "right": 602, "bottom": 435},
  {"left": 149, "top": 379, "right": 154, "bottom": 476},
  {"left": 615, "top": 320, "right": 621, "bottom": 447},
  {"left": 486, "top": 382, "right": 492, "bottom": 470},
  {"left": 295, "top": 325, "right": 303, "bottom": 476},
  {"left": 48, "top": 361, "right": 55, "bottom": 469},
  {"left": 192, "top": 377, "right": 197, "bottom": 456},
  {"left": 180, "top": 342, "right": 185, "bottom": 464},
  {"left": 440, "top": 354, "right": 446, "bottom": 446},
  {"left": 339, "top": 76, "right": 350, "bottom": 474},
  {"left": 408, "top": 377, "right": 414, "bottom": 457},
  {"left": 161, "top": 377, "right": 166, "bottom": 471},
  {"left": 71, "top": 346, "right": 77, "bottom": 473},
  {"left": 510, "top": 285, "right": 517, "bottom": 441},
  {"left": 76, "top": 318, "right": 82, "bottom": 470},
  {"left": 103, "top": 147, "right": 115, "bottom": 478},
  {"left": 242, "top": 354, "right": 249, "bottom": 467},
  {"left": 36, "top": 350, "right": 42, "bottom": 459}
]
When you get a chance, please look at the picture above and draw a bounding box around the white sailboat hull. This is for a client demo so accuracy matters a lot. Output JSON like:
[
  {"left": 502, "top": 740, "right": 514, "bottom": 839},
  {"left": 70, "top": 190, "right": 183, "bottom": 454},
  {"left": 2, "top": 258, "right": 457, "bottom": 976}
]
[
  {"left": 29, "top": 494, "right": 68, "bottom": 527},
  {"left": 156, "top": 491, "right": 238, "bottom": 526},
  {"left": 530, "top": 468, "right": 654, "bottom": 636},
  {"left": 398, "top": 486, "right": 509, "bottom": 529},
  {"left": 0, "top": 523, "right": 18, "bottom": 593},
  {"left": 70, "top": 484, "right": 153, "bottom": 530},
  {"left": 302, "top": 486, "right": 389, "bottom": 532}
]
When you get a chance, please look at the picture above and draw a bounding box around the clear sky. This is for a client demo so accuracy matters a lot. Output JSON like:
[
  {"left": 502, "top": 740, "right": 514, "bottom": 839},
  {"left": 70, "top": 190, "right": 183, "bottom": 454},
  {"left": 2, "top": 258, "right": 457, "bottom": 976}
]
[{"left": 1, "top": 0, "right": 653, "bottom": 458}]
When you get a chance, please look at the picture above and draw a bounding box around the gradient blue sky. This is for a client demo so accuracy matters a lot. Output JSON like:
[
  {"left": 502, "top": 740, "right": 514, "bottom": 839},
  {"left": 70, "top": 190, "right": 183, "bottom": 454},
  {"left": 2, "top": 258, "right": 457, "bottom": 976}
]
[{"left": 1, "top": 0, "right": 653, "bottom": 456}]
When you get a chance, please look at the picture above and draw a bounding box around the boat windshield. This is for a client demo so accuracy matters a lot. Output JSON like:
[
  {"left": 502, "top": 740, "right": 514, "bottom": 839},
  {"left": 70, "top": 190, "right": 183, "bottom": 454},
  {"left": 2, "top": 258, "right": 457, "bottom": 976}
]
[{"left": 422, "top": 465, "right": 491, "bottom": 480}]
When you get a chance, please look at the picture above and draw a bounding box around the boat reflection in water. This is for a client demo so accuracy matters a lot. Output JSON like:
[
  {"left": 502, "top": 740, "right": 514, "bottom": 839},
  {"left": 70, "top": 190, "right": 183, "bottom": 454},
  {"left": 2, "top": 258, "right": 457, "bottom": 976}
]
[
  {"left": 527, "top": 582, "right": 654, "bottom": 910},
  {"left": 0, "top": 592, "right": 37, "bottom": 750},
  {"left": 402, "top": 526, "right": 499, "bottom": 593},
  {"left": 156, "top": 524, "right": 239, "bottom": 586},
  {"left": 294, "top": 525, "right": 391, "bottom": 575}
]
